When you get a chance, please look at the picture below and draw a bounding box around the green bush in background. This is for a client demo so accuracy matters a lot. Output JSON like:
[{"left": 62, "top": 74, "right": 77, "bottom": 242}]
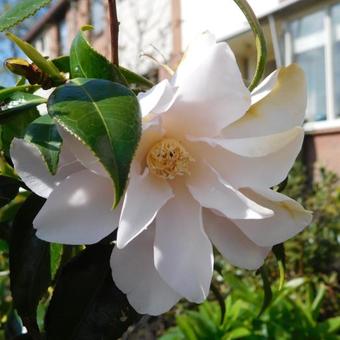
[{"left": 159, "top": 162, "right": 340, "bottom": 340}]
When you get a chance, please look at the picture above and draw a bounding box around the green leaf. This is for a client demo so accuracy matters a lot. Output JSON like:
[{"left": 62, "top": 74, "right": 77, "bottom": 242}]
[
  {"left": 0, "top": 108, "right": 39, "bottom": 156},
  {"left": 48, "top": 78, "right": 141, "bottom": 206},
  {"left": 318, "top": 316, "right": 340, "bottom": 334},
  {"left": 119, "top": 66, "right": 154, "bottom": 89},
  {"left": 0, "top": 85, "right": 40, "bottom": 101},
  {"left": 0, "top": 0, "right": 52, "bottom": 31},
  {"left": 0, "top": 92, "right": 46, "bottom": 121},
  {"left": 52, "top": 56, "right": 70, "bottom": 74},
  {"left": 258, "top": 265, "right": 273, "bottom": 317},
  {"left": 9, "top": 194, "right": 50, "bottom": 320},
  {"left": 50, "top": 243, "right": 63, "bottom": 280},
  {"left": 70, "top": 27, "right": 127, "bottom": 84},
  {"left": 24, "top": 115, "right": 62, "bottom": 175},
  {"left": 6, "top": 32, "right": 65, "bottom": 82},
  {"left": 45, "top": 244, "right": 139, "bottom": 340},
  {"left": 0, "top": 176, "right": 20, "bottom": 208},
  {"left": 272, "top": 243, "right": 286, "bottom": 290}
]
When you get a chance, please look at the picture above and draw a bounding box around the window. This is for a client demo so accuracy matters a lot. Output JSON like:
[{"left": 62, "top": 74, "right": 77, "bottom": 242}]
[
  {"left": 58, "top": 18, "right": 68, "bottom": 55},
  {"left": 332, "top": 3, "right": 340, "bottom": 118},
  {"left": 91, "top": 0, "right": 105, "bottom": 35},
  {"left": 289, "top": 11, "right": 326, "bottom": 122},
  {"left": 286, "top": 4, "right": 340, "bottom": 125}
]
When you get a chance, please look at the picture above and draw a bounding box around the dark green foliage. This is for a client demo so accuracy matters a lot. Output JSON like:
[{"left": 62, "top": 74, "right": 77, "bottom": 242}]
[
  {"left": 24, "top": 115, "right": 62, "bottom": 175},
  {"left": 9, "top": 194, "right": 50, "bottom": 330},
  {"left": 0, "top": 0, "right": 52, "bottom": 31},
  {"left": 48, "top": 78, "right": 141, "bottom": 206},
  {"left": 45, "top": 244, "right": 139, "bottom": 340},
  {"left": 0, "top": 176, "right": 20, "bottom": 208}
]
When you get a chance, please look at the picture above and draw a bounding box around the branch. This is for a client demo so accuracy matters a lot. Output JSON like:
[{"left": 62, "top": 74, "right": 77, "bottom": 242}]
[{"left": 108, "top": 0, "right": 119, "bottom": 65}]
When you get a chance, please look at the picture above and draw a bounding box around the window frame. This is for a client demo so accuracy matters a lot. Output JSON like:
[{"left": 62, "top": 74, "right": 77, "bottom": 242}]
[{"left": 284, "top": 1, "right": 340, "bottom": 133}]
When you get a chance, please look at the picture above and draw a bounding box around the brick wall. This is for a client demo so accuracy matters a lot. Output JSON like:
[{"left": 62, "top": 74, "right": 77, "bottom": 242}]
[{"left": 304, "top": 131, "right": 340, "bottom": 177}]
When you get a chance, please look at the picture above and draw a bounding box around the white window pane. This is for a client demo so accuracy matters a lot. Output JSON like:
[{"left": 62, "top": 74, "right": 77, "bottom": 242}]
[
  {"left": 290, "top": 10, "right": 327, "bottom": 122},
  {"left": 295, "top": 47, "right": 326, "bottom": 122},
  {"left": 332, "top": 3, "right": 340, "bottom": 118},
  {"left": 290, "top": 11, "right": 324, "bottom": 39}
]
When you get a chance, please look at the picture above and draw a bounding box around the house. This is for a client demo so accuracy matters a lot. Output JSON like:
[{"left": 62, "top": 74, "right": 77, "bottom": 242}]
[{"left": 24, "top": 0, "right": 340, "bottom": 176}]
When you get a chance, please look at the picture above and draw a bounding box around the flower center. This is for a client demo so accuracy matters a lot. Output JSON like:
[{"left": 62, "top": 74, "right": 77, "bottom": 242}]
[{"left": 146, "top": 138, "right": 194, "bottom": 180}]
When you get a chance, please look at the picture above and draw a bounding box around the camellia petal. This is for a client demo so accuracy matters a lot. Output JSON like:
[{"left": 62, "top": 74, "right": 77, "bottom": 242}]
[
  {"left": 58, "top": 125, "right": 108, "bottom": 178},
  {"left": 34, "top": 169, "right": 118, "bottom": 244},
  {"left": 195, "top": 127, "right": 304, "bottom": 188},
  {"left": 233, "top": 188, "right": 313, "bottom": 247},
  {"left": 10, "top": 138, "right": 83, "bottom": 198},
  {"left": 172, "top": 31, "right": 216, "bottom": 86},
  {"left": 117, "top": 169, "right": 174, "bottom": 248},
  {"left": 154, "top": 182, "right": 213, "bottom": 303},
  {"left": 111, "top": 225, "right": 181, "bottom": 315},
  {"left": 137, "top": 79, "right": 177, "bottom": 118},
  {"left": 223, "top": 64, "right": 306, "bottom": 138},
  {"left": 163, "top": 38, "right": 251, "bottom": 137},
  {"left": 250, "top": 69, "right": 279, "bottom": 105},
  {"left": 203, "top": 209, "right": 270, "bottom": 270},
  {"left": 186, "top": 161, "right": 273, "bottom": 219}
]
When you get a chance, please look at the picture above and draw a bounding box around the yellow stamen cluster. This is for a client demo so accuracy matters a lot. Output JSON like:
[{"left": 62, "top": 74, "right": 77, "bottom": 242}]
[{"left": 146, "top": 138, "right": 194, "bottom": 180}]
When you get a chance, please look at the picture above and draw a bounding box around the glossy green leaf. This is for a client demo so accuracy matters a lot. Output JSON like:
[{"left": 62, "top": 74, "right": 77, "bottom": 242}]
[
  {"left": 6, "top": 33, "right": 65, "bottom": 82},
  {"left": 45, "top": 244, "right": 139, "bottom": 340},
  {"left": 0, "top": 108, "right": 39, "bottom": 156},
  {"left": 0, "top": 92, "right": 46, "bottom": 120},
  {"left": 24, "top": 115, "right": 62, "bottom": 175},
  {"left": 0, "top": 176, "right": 20, "bottom": 208},
  {"left": 0, "top": 85, "right": 40, "bottom": 101},
  {"left": 9, "top": 194, "right": 50, "bottom": 320},
  {"left": 48, "top": 78, "right": 141, "bottom": 205},
  {"left": 70, "top": 27, "right": 126, "bottom": 84},
  {"left": 119, "top": 66, "right": 154, "bottom": 89},
  {"left": 52, "top": 56, "right": 70, "bottom": 74},
  {"left": 0, "top": 0, "right": 51, "bottom": 31},
  {"left": 258, "top": 266, "right": 273, "bottom": 317}
]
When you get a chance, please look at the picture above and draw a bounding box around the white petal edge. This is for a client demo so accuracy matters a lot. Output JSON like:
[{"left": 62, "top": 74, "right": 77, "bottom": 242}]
[
  {"left": 250, "top": 69, "right": 279, "bottom": 105},
  {"left": 172, "top": 31, "right": 216, "bottom": 86},
  {"left": 186, "top": 161, "right": 273, "bottom": 219},
  {"left": 57, "top": 125, "right": 108, "bottom": 178},
  {"left": 223, "top": 64, "right": 307, "bottom": 138},
  {"left": 188, "top": 126, "right": 303, "bottom": 158},
  {"left": 233, "top": 188, "right": 313, "bottom": 247},
  {"left": 111, "top": 225, "right": 181, "bottom": 315},
  {"left": 117, "top": 169, "right": 174, "bottom": 248},
  {"left": 35, "top": 169, "right": 119, "bottom": 244},
  {"left": 193, "top": 127, "right": 304, "bottom": 188},
  {"left": 138, "top": 79, "right": 177, "bottom": 118},
  {"left": 154, "top": 182, "right": 213, "bottom": 303},
  {"left": 204, "top": 209, "right": 271, "bottom": 270},
  {"left": 10, "top": 138, "right": 83, "bottom": 198},
  {"left": 164, "top": 38, "right": 250, "bottom": 138}
]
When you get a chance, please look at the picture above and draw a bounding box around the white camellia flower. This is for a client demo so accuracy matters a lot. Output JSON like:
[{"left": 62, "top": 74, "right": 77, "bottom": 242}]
[{"left": 10, "top": 32, "right": 312, "bottom": 316}]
